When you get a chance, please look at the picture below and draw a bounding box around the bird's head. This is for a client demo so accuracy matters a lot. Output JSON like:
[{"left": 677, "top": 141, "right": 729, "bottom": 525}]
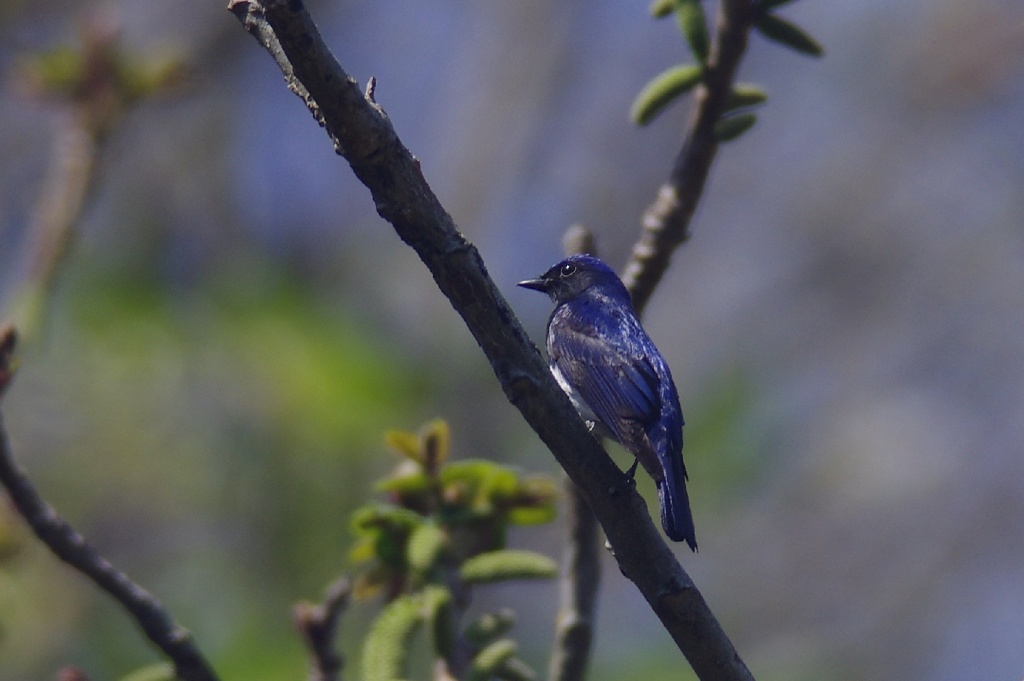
[{"left": 518, "top": 254, "right": 630, "bottom": 306}]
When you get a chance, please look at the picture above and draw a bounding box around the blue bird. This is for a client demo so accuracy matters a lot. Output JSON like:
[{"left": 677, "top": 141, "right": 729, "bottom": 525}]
[{"left": 518, "top": 254, "right": 697, "bottom": 551}]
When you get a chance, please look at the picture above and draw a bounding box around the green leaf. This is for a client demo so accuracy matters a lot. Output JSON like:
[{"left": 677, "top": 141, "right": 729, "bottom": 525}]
[
  {"left": 505, "top": 475, "right": 558, "bottom": 525},
  {"left": 460, "top": 550, "right": 558, "bottom": 584},
  {"left": 464, "top": 609, "right": 516, "bottom": 646},
  {"left": 351, "top": 503, "right": 423, "bottom": 569},
  {"left": 118, "top": 54, "right": 187, "bottom": 101},
  {"left": 19, "top": 47, "right": 84, "bottom": 95},
  {"left": 351, "top": 504, "right": 423, "bottom": 535},
  {"left": 375, "top": 469, "right": 431, "bottom": 493},
  {"left": 440, "top": 460, "right": 505, "bottom": 486},
  {"left": 474, "top": 468, "right": 520, "bottom": 512},
  {"left": 650, "top": 0, "right": 675, "bottom": 18},
  {"left": 387, "top": 419, "right": 450, "bottom": 470},
  {"left": 506, "top": 503, "right": 556, "bottom": 526},
  {"left": 118, "top": 663, "right": 176, "bottom": 681},
  {"left": 755, "top": 13, "right": 824, "bottom": 57},
  {"left": 349, "top": 536, "right": 377, "bottom": 564},
  {"left": 385, "top": 429, "right": 424, "bottom": 463},
  {"left": 676, "top": 0, "right": 709, "bottom": 63},
  {"left": 362, "top": 594, "right": 424, "bottom": 681},
  {"left": 714, "top": 112, "right": 758, "bottom": 142},
  {"left": 422, "top": 585, "right": 456, "bottom": 661},
  {"left": 725, "top": 83, "right": 768, "bottom": 112},
  {"left": 407, "top": 522, "right": 447, "bottom": 575},
  {"left": 374, "top": 530, "right": 409, "bottom": 570},
  {"left": 630, "top": 64, "right": 703, "bottom": 126},
  {"left": 468, "top": 639, "right": 519, "bottom": 681},
  {"left": 440, "top": 460, "right": 519, "bottom": 517}
]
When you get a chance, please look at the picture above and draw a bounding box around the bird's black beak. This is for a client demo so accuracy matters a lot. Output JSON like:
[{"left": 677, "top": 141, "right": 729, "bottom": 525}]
[{"left": 517, "top": 277, "right": 549, "bottom": 293}]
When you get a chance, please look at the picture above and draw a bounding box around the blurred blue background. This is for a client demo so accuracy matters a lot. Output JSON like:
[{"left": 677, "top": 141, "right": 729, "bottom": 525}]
[{"left": 1, "top": 1, "right": 1023, "bottom": 680}]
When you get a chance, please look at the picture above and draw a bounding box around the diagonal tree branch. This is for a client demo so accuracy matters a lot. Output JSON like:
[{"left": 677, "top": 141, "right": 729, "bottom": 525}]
[
  {"left": 230, "top": 2, "right": 754, "bottom": 679},
  {"left": 623, "top": 0, "right": 756, "bottom": 317},
  {"left": 0, "top": 330, "right": 219, "bottom": 681}
]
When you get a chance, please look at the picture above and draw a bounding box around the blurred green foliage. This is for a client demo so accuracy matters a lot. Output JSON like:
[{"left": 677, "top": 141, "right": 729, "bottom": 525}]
[
  {"left": 14, "top": 12, "right": 187, "bottom": 138},
  {"left": 350, "top": 420, "right": 558, "bottom": 681},
  {"left": 1, "top": 263, "right": 436, "bottom": 678}
]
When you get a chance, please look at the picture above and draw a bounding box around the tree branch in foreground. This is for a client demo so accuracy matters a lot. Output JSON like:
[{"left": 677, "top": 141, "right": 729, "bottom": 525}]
[
  {"left": 623, "top": 0, "right": 756, "bottom": 316},
  {"left": 230, "top": 2, "right": 754, "bottom": 679},
  {"left": 0, "top": 328, "right": 219, "bottom": 681}
]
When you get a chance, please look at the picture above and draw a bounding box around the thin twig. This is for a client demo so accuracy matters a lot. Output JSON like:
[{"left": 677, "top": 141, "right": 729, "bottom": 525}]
[
  {"left": 23, "top": 115, "right": 99, "bottom": 298},
  {"left": 229, "top": 2, "right": 754, "bottom": 679},
  {"left": 294, "top": 576, "right": 353, "bottom": 681},
  {"left": 622, "top": 0, "right": 756, "bottom": 316},
  {"left": 548, "top": 478, "right": 601, "bottom": 681},
  {"left": 548, "top": 225, "right": 600, "bottom": 681},
  {"left": 6, "top": 12, "right": 144, "bottom": 337},
  {"left": 5, "top": 114, "right": 100, "bottom": 339},
  {"left": 0, "top": 331, "right": 219, "bottom": 681}
]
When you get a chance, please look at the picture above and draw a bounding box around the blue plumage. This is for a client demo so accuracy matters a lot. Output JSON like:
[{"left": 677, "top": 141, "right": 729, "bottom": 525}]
[{"left": 519, "top": 254, "right": 697, "bottom": 551}]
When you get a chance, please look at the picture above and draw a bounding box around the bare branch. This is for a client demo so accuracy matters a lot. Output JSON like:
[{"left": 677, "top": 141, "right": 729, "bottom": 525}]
[
  {"left": 6, "top": 11, "right": 183, "bottom": 337},
  {"left": 548, "top": 225, "right": 600, "bottom": 681},
  {"left": 622, "top": 0, "right": 756, "bottom": 316},
  {"left": 548, "top": 477, "right": 601, "bottom": 681},
  {"left": 4, "top": 114, "right": 100, "bottom": 339},
  {"left": 294, "top": 576, "right": 353, "bottom": 681},
  {"left": 0, "top": 330, "right": 219, "bottom": 681},
  {"left": 230, "top": 2, "right": 754, "bottom": 679},
  {"left": 22, "top": 117, "right": 99, "bottom": 302}
]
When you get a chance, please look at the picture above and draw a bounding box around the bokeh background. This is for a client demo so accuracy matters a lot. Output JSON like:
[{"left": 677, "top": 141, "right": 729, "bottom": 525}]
[{"left": 2, "top": 1, "right": 1024, "bottom": 680}]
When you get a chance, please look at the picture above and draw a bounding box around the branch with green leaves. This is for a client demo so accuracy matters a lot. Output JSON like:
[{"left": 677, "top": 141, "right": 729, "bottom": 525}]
[
  {"left": 624, "top": 0, "right": 823, "bottom": 315},
  {"left": 635, "top": 0, "right": 821, "bottom": 130},
  {"left": 351, "top": 420, "right": 559, "bottom": 681},
  {"left": 5, "top": 13, "right": 185, "bottom": 339}
]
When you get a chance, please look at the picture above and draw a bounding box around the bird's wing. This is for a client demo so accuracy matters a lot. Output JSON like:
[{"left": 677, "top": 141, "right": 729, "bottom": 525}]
[{"left": 548, "top": 316, "right": 661, "bottom": 438}]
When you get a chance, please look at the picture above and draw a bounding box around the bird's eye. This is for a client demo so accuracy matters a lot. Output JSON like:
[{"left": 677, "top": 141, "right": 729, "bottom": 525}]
[{"left": 560, "top": 263, "right": 577, "bottom": 277}]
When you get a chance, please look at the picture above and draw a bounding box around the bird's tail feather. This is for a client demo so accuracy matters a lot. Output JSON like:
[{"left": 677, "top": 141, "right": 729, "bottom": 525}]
[{"left": 657, "top": 451, "right": 697, "bottom": 552}]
